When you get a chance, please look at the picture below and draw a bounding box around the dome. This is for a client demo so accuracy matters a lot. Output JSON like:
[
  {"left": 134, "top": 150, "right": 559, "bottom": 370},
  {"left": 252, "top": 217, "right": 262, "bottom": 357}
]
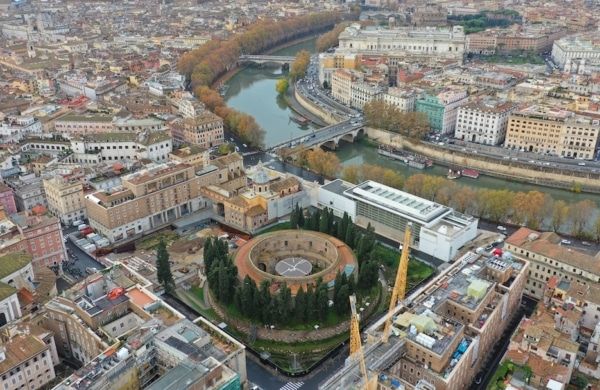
[{"left": 251, "top": 164, "right": 270, "bottom": 185}]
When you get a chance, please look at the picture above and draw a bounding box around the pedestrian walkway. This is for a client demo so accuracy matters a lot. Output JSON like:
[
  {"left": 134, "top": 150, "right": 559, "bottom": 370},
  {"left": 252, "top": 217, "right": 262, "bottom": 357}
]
[{"left": 279, "top": 381, "right": 304, "bottom": 390}]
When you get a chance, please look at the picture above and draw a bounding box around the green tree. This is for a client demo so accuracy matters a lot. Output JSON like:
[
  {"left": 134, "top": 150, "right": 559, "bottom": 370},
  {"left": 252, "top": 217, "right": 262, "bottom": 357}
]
[
  {"left": 306, "top": 284, "right": 316, "bottom": 321},
  {"left": 156, "top": 239, "right": 175, "bottom": 293},
  {"left": 278, "top": 283, "right": 293, "bottom": 322},
  {"left": 345, "top": 224, "right": 355, "bottom": 248},
  {"left": 335, "top": 285, "right": 350, "bottom": 315},
  {"left": 294, "top": 286, "right": 307, "bottom": 322},
  {"left": 323, "top": 81, "right": 329, "bottom": 89},
  {"left": 319, "top": 208, "right": 329, "bottom": 233},
  {"left": 275, "top": 78, "right": 289, "bottom": 95},
  {"left": 297, "top": 205, "right": 305, "bottom": 228},
  {"left": 290, "top": 206, "right": 298, "bottom": 229},
  {"left": 316, "top": 284, "right": 329, "bottom": 322}
]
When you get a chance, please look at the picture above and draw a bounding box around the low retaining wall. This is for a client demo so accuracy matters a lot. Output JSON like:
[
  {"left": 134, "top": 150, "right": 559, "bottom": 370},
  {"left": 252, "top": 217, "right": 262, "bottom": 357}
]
[
  {"left": 366, "top": 127, "right": 600, "bottom": 193},
  {"left": 294, "top": 88, "right": 340, "bottom": 125}
]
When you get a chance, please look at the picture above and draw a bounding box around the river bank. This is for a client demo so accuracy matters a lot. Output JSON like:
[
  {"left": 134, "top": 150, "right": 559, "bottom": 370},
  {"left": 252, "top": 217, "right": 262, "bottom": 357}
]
[
  {"left": 211, "top": 33, "right": 325, "bottom": 89},
  {"left": 289, "top": 83, "right": 600, "bottom": 194}
]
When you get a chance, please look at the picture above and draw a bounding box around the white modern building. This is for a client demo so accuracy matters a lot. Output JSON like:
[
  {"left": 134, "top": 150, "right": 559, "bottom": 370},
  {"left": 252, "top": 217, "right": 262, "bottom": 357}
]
[
  {"left": 318, "top": 179, "right": 478, "bottom": 262},
  {"left": 338, "top": 24, "right": 465, "bottom": 59},
  {"left": 455, "top": 99, "right": 516, "bottom": 145},
  {"left": 552, "top": 33, "right": 600, "bottom": 71},
  {"left": 382, "top": 87, "right": 418, "bottom": 112}
]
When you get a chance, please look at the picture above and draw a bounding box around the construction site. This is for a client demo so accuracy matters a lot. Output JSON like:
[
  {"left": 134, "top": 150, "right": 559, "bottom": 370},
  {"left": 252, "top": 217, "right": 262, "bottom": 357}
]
[{"left": 320, "top": 225, "right": 529, "bottom": 390}]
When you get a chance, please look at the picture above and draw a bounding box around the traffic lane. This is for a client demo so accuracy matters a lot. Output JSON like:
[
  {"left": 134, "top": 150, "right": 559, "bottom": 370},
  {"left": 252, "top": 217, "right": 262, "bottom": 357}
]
[
  {"left": 470, "top": 296, "right": 537, "bottom": 390},
  {"left": 432, "top": 141, "right": 599, "bottom": 172},
  {"left": 247, "top": 344, "right": 349, "bottom": 390}
]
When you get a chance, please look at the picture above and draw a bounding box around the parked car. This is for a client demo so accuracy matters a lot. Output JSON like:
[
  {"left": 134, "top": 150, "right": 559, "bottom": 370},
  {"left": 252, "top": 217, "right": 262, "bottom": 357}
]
[
  {"left": 560, "top": 239, "right": 572, "bottom": 245},
  {"left": 497, "top": 226, "right": 507, "bottom": 232},
  {"left": 581, "top": 241, "right": 592, "bottom": 246}
]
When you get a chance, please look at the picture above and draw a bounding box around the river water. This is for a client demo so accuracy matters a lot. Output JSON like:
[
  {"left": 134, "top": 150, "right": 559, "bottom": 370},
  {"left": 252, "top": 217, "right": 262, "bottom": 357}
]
[{"left": 224, "top": 38, "right": 600, "bottom": 206}]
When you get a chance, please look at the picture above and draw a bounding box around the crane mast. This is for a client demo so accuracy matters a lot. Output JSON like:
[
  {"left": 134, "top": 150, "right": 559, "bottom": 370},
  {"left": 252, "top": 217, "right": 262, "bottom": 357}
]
[{"left": 382, "top": 223, "right": 412, "bottom": 343}]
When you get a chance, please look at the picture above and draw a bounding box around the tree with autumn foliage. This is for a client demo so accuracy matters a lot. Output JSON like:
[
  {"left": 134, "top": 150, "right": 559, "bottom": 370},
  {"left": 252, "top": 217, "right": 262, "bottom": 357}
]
[
  {"left": 289, "top": 50, "right": 311, "bottom": 81},
  {"left": 363, "top": 100, "right": 429, "bottom": 140},
  {"left": 303, "top": 149, "right": 340, "bottom": 177},
  {"left": 316, "top": 22, "right": 350, "bottom": 52}
]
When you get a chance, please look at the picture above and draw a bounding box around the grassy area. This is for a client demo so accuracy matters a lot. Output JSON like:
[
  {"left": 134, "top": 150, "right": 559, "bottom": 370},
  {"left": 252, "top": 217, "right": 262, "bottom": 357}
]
[
  {"left": 473, "top": 51, "right": 545, "bottom": 65},
  {"left": 487, "top": 360, "right": 532, "bottom": 390},
  {"left": 251, "top": 332, "right": 349, "bottom": 372},
  {"left": 372, "top": 243, "right": 435, "bottom": 287},
  {"left": 136, "top": 230, "right": 179, "bottom": 251},
  {"left": 256, "top": 221, "right": 291, "bottom": 235},
  {"left": 176, "top": 289, "right": 218, "bottom": 320},
  {"left": 192, "top": 285, "right": 205, "bottom": 303}
]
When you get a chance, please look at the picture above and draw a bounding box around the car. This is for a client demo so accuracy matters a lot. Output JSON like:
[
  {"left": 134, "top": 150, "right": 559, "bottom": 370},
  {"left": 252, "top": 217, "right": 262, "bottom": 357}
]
[
  {"left": 582, "top": 241, "right": 592, "bottom": 246},
  {"left": 578, "top": 162, "right": 586, "bottom": 166},
  {"left": 497, "top": 226, "right": 507, "bottom": 232},
  {"left": 560, "top": 239, "right": 572, "bottom": 245},
  {"left": 484, "top": 244, "right": 494, "bottom": 252},
  {"left": 474, "top": 374, "right": 483, "bottom": 385},
  {"left": 242, "top": 143, "right": 248, "bottom": 148}
]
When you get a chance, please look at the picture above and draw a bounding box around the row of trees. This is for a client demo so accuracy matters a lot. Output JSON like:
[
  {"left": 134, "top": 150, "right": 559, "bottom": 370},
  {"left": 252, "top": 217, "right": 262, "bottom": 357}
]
[
  {"left": 363, "top": 100, "right": 429, "bottom": 140},
  {"left": 194, "top": 86, "right": 265, "bottom": 148},
  {"left": 289, "top": 205, "right": 380, "bottom": 290},
  {"left": 178, "top": 12, "right": 353, "bottom": 89},
  {"left": 289, "top": 50, "right": 311, "bottom": 81},
  {"left": 156, "top": 240, "right": 175, "bottom": 293},
  {"left": 316, "top": 22, "right": 351, "bottom": 52},
  {"left": 338, "top": 164, "right": 600, "bottom": 238}
]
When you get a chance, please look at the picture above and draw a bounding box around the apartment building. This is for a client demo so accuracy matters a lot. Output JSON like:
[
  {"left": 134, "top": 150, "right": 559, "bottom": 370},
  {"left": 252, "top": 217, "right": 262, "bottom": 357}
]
[
  {"left": 54, "top": 113, "right": 114, "bottom": 136},
  {"left": 170, "top": 111, "right": 224, "bottom": 149},
  {"left": 43, "top": 176, "right": 86, "bottom": 226},
  {"left": 85, "top": 162, "right": 210, "bottom": 242},
  {"left": 416, "top": 89, "right": 468, "bottom": 135},
  {"left": 324, "top": 252, "right": 529, "bottom": 390},
  {"left": 382, "top": 87, "right": 418, "bottom": 112},
  {"left": 504, "top": 105, "right": 600, "bottom": 159},
  {"left": 0, "top": 184, "right": 17, "bottom": 215},
  {"left": 318, "top": 52, "right": 358, "bottom": 86},
  {"left": 467, "top": 27, "right": 567, "bottom": 55},
  {"left": 505, "top": 228, "right": 600, "bottom": 300},
  {"left": 70, "top": 131, "right": 172, "bottom": 164},
  {"left": 331, "top": 69, "right": 354, "bottom": 106},
  {"left": 168, "top": 145, "right": 209, "bottom": 170},
  {"left": 3, "top": 213, "right": 67, "bottom": 267},
  {"left": 338, "top": 24, "right": 465, "bottom": 60},
  {"left": 500, "top": 303, "right": 579, "bottom": 389},
  {"left": 0, "top": 325, "right": 60, "bottom": 390},
  {"left": 113, "top": 117, "right": 165, "bottom": 133},
  {"left": 331, "top": 69, "right": 384, "bottom": 109},
  {"left": 455, "top": 99, "right": 516, "bottom": 145},
  {"left": 6, "top": 175, "right": 46, "bottom": 212}
]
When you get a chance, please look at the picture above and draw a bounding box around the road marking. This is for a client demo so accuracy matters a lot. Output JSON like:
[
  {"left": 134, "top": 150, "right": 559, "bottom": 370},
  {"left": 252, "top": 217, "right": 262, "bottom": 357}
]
[{"left": 279, "top": 381, "right": 304, "bottom": 390}]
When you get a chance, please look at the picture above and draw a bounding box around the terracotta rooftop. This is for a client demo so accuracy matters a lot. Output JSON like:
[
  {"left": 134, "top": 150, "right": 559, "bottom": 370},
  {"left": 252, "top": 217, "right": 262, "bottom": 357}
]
[{"left": 506, "top": 227, "right": 600, "bottom": 275}]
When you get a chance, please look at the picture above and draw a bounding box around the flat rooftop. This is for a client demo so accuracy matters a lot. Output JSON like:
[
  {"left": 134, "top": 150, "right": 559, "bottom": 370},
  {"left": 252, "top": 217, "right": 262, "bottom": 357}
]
[{"left": 344, "top": 180, "right": 449, "bottom": 223}]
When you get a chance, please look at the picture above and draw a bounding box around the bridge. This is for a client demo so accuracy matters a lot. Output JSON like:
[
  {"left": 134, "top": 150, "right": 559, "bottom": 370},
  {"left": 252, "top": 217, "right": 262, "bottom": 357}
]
[
  {"left": 268, "top": 120, "right": 365, "bottom": 152},
  {"left": 238, "top": 55, "right": 295, "bottom": 65}
]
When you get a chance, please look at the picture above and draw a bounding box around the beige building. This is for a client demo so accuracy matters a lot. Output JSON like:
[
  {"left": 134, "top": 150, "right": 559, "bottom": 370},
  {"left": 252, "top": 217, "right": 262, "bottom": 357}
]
[
  {"left": 170, "top": 111, "right": 224, "bottom": 148},
  {"left": 505, "top": 228, "right": 600, "bottom": 300},
  {"left": 168, "top": 145, "right": 209, "bottom": 170},
  {"left": 0, "top": 324, "right": 60, "bottom": 390},
  {"left": 86, "top": 162, "right": 213, "bottom": 243},
  {"left": 54, "top": 113, "right": 114, "bottom": 136},
  {"left": 504, "top": 105, "right": 600, "bottom": 160},
  {"left": 43, "top": 176, "right": 86, "bottom": 226},
  {"left": 318, "top": 52, "right": 358, "bottom": 86}
]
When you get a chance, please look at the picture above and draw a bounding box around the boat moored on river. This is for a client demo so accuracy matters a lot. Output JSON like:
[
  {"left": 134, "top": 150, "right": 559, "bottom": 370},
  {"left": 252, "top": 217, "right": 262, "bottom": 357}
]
[{"left": 377, "top": 146, "right": 433, "bottom": 170}]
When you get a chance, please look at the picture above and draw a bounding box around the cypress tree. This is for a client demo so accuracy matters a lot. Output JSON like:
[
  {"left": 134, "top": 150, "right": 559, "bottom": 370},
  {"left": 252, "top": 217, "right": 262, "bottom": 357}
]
[
  {"left": 297, "top": 205, "right": 305, "bottom": 228},
  {"left": 156, "top": 239, "right": 174, "bottom": 293},
  {"left": 294, "top": 287, "right": 307, "bottom": 322},
  {"left": 319, "top": 209, "right": 329, "bottom": 233}
]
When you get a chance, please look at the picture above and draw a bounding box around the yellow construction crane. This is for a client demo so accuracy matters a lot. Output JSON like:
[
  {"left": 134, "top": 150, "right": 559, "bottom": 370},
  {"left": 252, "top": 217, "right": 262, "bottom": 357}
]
[
  {"left": 382, "top": 223, "right": 412, "bottom": 343},
  {"left": 349, "top": 294, "right": 377, "bottom": 390}
]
